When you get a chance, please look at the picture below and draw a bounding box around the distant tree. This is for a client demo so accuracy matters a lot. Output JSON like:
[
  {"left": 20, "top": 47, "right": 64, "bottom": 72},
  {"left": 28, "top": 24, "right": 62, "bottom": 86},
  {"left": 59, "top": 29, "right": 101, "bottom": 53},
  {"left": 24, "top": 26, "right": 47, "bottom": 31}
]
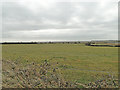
[{"left": 85, "top": 42, "right": 91, "bottom": 46}]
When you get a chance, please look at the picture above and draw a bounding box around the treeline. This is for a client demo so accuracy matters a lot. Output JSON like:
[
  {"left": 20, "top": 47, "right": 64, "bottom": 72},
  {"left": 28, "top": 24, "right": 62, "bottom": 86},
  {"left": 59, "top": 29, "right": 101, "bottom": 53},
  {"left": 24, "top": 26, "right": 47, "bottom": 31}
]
[
  {"left": 85, "top": 42, "right": 120, "bottom": 47},
  {"left": 1, "top": 41, "right": 81, "bottom": 44},
  {"left": 1, "top": 42, "right": 37, "bottom": 44}
]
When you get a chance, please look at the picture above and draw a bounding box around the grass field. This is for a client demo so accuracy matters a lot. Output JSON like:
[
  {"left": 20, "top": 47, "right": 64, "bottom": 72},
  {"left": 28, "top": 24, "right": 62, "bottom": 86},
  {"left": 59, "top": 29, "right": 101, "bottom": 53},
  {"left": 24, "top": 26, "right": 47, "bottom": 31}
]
[{"left": 2, "top": 44, "right": 119, "bottom": 88}]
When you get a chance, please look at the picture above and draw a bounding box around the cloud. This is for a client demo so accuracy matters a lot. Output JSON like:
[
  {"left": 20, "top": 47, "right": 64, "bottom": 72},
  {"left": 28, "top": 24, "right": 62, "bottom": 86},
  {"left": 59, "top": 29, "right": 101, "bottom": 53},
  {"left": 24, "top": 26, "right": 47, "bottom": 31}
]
[{"left": 2, "top": 0, "right": 118, "bottom": 41}]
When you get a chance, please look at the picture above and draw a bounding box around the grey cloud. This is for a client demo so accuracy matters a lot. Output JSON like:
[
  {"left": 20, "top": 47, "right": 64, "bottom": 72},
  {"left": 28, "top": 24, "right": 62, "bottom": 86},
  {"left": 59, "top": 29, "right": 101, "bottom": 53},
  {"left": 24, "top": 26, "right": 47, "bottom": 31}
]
[{"left": 2, "top": 1, "right": 118, "bottom": 41}]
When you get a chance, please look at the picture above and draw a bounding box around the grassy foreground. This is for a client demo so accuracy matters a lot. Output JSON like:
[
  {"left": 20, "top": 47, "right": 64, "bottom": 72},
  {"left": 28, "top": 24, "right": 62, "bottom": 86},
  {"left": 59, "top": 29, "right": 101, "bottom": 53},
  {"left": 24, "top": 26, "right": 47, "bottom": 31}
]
[{"left": 2, "top": 44, "right": 119, "bottom": 88}]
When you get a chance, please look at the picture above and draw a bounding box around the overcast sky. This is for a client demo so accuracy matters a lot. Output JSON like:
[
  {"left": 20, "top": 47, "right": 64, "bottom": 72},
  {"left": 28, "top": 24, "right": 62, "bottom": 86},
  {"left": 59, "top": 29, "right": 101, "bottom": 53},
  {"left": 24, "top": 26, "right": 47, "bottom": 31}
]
[{"left": 1, "top": 0, "right": 118, "bottom": 42}]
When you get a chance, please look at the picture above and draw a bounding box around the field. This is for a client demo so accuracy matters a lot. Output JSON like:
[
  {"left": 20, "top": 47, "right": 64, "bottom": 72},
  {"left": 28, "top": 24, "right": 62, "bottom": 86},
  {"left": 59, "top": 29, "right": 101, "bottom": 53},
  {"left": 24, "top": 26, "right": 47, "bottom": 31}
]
[{"left": 2, "top": 44, "right": 119, "bottom": 88}]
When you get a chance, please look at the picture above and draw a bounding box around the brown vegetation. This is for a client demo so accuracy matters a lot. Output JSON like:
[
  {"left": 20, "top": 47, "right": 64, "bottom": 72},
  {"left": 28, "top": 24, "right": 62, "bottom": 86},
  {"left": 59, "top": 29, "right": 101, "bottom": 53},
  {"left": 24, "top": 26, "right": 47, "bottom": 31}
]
[{"left": 2, "top": 59, "right": 118, "bottom": 88}]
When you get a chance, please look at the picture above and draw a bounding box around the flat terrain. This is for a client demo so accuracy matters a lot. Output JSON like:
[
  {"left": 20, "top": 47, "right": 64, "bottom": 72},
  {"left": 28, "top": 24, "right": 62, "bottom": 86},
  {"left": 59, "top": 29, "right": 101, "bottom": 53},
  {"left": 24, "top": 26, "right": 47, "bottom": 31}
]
[{"left": 2, "top": 44, "right": 118, "bottom": 87}]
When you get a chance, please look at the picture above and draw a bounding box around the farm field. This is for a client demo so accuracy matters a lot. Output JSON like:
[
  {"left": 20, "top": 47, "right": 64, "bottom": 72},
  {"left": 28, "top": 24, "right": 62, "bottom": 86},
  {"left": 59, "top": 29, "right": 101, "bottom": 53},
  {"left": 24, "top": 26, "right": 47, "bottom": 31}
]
[{"left": 2, "top": 44, "right": 119, "bottom": 88}]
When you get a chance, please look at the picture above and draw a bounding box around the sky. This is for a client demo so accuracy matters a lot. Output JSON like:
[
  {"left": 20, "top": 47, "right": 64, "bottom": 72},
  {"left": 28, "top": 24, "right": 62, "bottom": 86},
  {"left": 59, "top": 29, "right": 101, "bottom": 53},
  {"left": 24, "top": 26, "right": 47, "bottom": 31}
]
[{"left": 1, "top": 0, "right": 118, "bottom": 42}]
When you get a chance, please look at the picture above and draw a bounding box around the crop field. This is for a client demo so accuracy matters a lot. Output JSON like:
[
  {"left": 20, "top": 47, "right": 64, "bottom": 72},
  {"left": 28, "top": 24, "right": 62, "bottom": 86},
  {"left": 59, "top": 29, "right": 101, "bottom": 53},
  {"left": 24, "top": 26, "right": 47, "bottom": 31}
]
[{"left": 2, "top": 44, "right": 119, "bottom": 88}]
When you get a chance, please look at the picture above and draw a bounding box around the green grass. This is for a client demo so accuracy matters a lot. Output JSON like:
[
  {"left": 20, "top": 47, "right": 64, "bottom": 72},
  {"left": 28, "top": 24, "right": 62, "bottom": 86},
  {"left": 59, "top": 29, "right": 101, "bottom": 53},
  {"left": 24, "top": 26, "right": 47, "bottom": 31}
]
[{"left": 2, "top": 44, "right": 118, "bottom": 84}]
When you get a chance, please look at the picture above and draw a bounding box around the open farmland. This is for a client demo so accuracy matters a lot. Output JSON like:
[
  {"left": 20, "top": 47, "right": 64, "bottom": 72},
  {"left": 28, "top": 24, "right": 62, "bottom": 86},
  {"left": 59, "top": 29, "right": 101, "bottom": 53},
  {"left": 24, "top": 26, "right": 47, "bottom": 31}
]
[{"left": 2, "top": 44, "right": 119, "bottom": 88}]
